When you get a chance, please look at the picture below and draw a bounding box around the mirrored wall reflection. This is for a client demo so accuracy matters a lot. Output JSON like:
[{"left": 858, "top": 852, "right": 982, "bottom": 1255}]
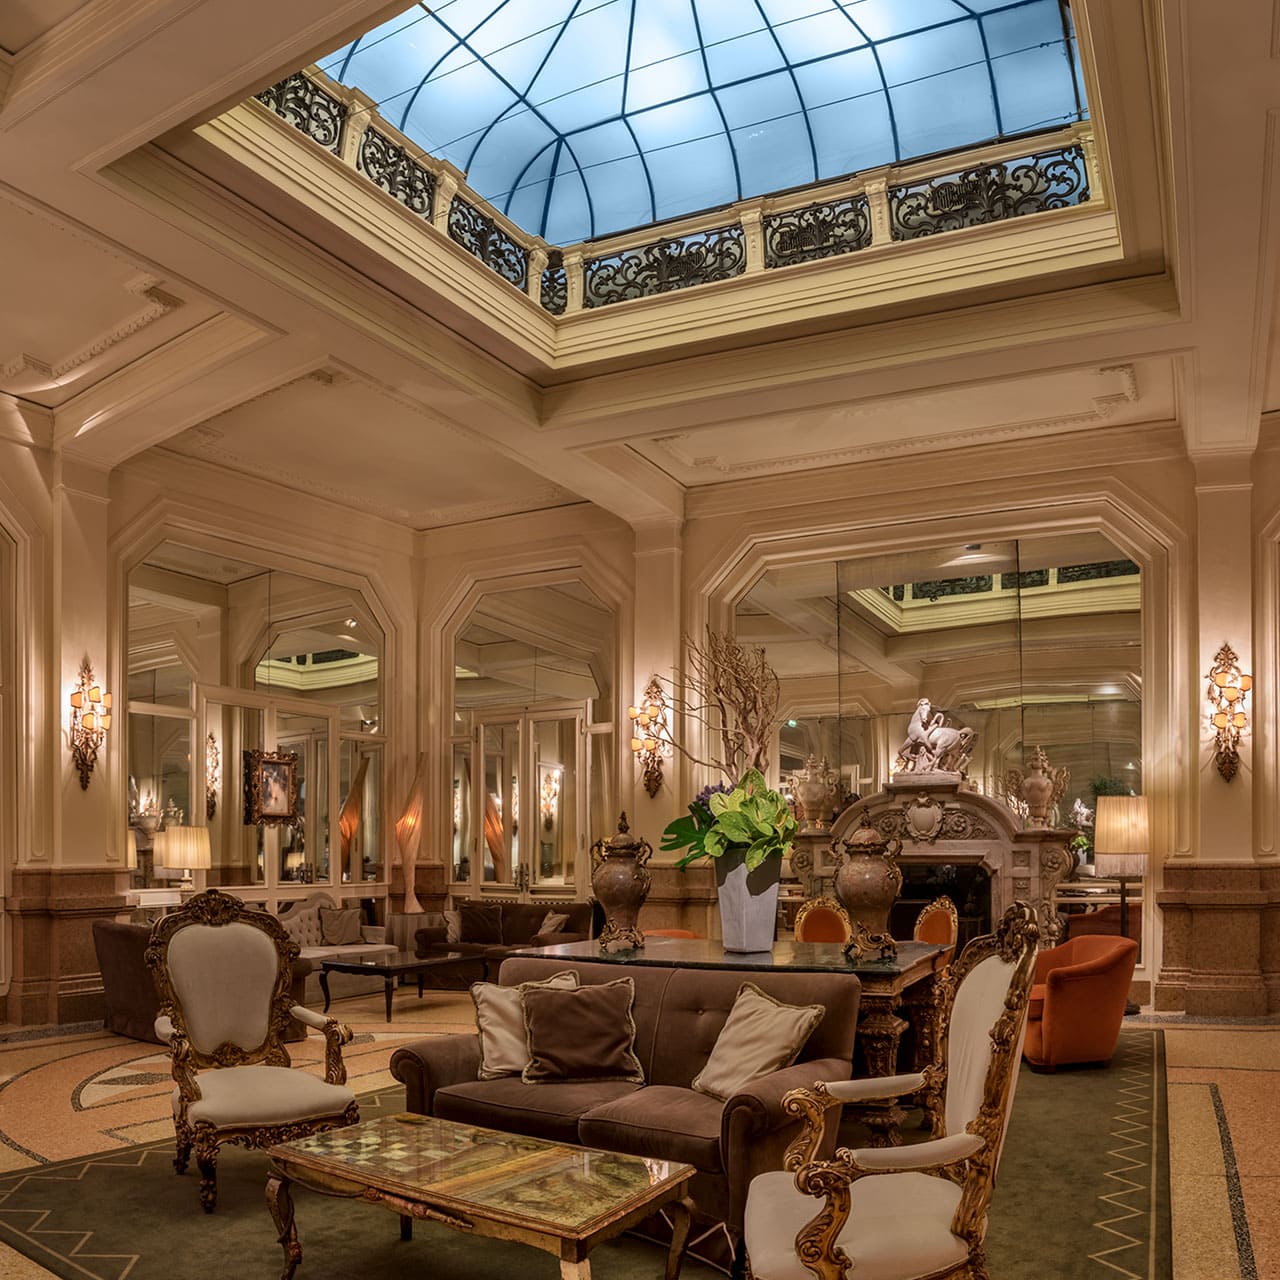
[
  {"left": 736, "top": 534, "right": 1142, "bottom": 829},
  {"left": 127, "top": 540, "right": 386, "bottom": 896},
  {"left": 450, "top": 579, "right": 616, "bottom": 897}
]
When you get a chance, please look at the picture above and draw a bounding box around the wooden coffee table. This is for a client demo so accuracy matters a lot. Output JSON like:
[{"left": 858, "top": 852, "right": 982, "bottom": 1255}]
[
  {"left": 266, "top": 1113, "right": 695, "bottom": 1280},
  {"left": 318, "top": 950, "right": 475, "bottom": 1022}
]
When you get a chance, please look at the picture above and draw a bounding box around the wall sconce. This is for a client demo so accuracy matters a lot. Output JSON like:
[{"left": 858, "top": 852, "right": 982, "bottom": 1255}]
[
  {"left": 628, "top": 676, "right": 670, "bottom": 798},
  {"left": 1206, "top": 642, "right": 1252, "bottom": 781},
  {"left": 205, "top": 733, "right": 220, "bottom": 820},
  {"left": 540, "top": 767, "right": 562, "bottom": 830},
  {"left": 69, "top": 659, "right": 112, "bottom": 789}
]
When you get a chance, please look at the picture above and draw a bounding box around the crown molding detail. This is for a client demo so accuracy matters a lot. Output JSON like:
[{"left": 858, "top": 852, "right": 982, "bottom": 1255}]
[
  {"left": 0, "top": 274, "right": 183, "bottom": 390},
  {"left": 649, "top": 364, "right": 1140, "bottom": 480}
]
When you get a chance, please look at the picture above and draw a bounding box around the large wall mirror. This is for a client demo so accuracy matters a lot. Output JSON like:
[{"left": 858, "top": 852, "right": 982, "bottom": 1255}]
[
  {"left": 126, "top": 541, "right": 384, "bottom": 904},
  {"left": 448, "top": 579, "right": 615, "bottom": 900},
  {"left": 735, "top": 533, "right": 1142, "bottom": 845}
]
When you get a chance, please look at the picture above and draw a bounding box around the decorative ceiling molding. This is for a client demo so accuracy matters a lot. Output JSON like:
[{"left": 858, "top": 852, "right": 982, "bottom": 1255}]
[
  {"left": 649, "top": 364, "right": 1140, "bottom": 479},
  {"left": 0, "top": 274, "right": 183, "bottom": 390}
]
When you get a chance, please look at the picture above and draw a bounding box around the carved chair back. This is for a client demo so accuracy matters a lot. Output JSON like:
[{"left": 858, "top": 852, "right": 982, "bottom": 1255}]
[
  {"left": 145, "top": 889, "right": 301, "bottom": 1070},
  {"left": 794, "top": 895, "right": 853, "bottom": 943},
  {"left": 933, "top": 902, "right": 1039, "bottom": 1219},
  {"left": 913, "top": 894, "right": 959, "bottom": 964}
]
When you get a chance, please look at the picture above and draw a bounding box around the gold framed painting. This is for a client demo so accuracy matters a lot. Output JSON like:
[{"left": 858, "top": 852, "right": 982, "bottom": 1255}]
[{"left": 243, "top": 748, "right": 299, "bottom": 826}]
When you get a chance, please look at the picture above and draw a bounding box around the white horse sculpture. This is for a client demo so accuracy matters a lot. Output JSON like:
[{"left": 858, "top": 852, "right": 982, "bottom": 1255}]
[{"left": 895, "top": 698, "right": 977, "bottom": 775}]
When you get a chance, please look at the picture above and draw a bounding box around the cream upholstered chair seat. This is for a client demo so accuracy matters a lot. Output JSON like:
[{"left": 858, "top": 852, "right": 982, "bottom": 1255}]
[
  {"left": 746, "top": 1167, "right": 966, "bottom": 1280},
  {"left": 743, "top": 903, "right": 1040, "bottom": 1280},
  {"left": 182, "top": 1064, "right": 355, "bottom": 1129},
  {"left": 146, "top": 889, "right": 359, "bottom": 1212}
]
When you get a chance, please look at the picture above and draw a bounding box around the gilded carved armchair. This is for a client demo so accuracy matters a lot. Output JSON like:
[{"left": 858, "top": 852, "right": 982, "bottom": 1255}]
[
  {"left": 742, "top": 902, "right": 1039, "bottom": 1280},
  {"left": 145, "top": 889, "right": 359, "bottom": 1211}
]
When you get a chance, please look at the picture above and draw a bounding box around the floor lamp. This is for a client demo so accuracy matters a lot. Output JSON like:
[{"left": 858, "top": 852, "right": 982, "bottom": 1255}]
[{"left": 1093, "top": 794, "right": 1147, "bottom": 1016}]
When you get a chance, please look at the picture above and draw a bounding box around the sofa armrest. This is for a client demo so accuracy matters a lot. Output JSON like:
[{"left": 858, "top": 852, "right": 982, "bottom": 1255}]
[
  {"left": 390, "top": 1034, "right": 482, "bottom": 1115},
  {"left": 415, "top": 926, "right": 449, "bottom": 954},
  {"left": 721, "top": 1056, "right": 853, "bottom": 1235},
  {"left": 360, "top": 925, "right": 386, "bottom": 945}
]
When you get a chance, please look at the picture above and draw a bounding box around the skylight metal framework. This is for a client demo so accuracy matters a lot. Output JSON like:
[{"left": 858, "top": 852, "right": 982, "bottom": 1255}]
[{"left": 322, "top": 0, "right": 1087, "bottom": 246}]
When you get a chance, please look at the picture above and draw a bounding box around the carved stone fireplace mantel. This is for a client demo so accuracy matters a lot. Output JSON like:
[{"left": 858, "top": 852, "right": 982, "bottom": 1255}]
[{"left": 790, "top": 777, "right": 1075, "bottom": 946}]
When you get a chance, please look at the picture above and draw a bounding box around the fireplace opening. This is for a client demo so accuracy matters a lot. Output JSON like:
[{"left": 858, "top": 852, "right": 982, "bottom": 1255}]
[{"left": 890, "top": 862, "right": 992, "bottom": 950}]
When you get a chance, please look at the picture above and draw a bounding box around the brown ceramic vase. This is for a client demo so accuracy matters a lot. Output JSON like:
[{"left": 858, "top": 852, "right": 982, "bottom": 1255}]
[
  {"left": 590, "top": 813, "right": 652, "bottom": 952},
  {"left": 834, "top": 819, "right": 903, "bottom": 935}
]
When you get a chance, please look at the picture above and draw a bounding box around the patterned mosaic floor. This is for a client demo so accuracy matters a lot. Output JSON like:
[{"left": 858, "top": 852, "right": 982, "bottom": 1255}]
[
  {"left": 1165, "top": 1027, "right": 1279, "bottom": 1279},
  {"left": 0, "top": 998, "right": 1269, "bottom": 1279}
]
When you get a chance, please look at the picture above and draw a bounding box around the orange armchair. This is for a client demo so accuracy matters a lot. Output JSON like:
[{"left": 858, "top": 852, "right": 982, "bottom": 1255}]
[{"left": 1022, "top": 934, "right": 1138, "bottom": 1070}]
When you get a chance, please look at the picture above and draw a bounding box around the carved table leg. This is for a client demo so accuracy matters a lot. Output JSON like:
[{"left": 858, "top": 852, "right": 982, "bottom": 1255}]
[
  {"left": 319, "top": 968, "right": 332, "bottom": 1013},
  {"left": 383, "top": 975, "right": 394, "bottom": 1023},
  {"left": 899, "top": 973, "right": 943, "bottom": 1132},
  {"left": 856, "top": 994, "right": 909, "bottom": 1147},
  {"left": 666, "top": 1196, "right": 694, "bottom": 1280},
  {"left": 266, "top": 1172, "right": 303, "bottom": 1280},
  {"left": 559, "top": 1257, "right": 591, "bottom": 1279}
]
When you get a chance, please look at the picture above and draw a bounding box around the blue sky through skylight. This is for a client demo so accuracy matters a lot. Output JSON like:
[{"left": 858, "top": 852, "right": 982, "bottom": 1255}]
[{"left": 320, "top": 0, "right": 1087, "bottom": 246}]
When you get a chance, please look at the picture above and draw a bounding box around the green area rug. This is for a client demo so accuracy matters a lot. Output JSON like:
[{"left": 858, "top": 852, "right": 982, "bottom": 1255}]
[
  {"left": 0, "top": 1029, "right": 1168, "bottom": 1280},
  {"left": 987, "top": 1027, "right": 1171, "bottom": 1280}
]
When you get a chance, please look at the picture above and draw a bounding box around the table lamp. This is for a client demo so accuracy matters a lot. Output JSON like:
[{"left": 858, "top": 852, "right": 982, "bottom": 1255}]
[
  {"left": 1093, "top": 794, "right": 1147, "bottom": 1015},
  {"left": 153, "top": 825, "right": 211, "bottom": 886}
]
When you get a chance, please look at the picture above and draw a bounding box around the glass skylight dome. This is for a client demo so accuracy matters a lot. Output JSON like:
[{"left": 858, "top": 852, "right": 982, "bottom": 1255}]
[{"left": 322, "top": 0, "right": 1087, "bottom": 246}]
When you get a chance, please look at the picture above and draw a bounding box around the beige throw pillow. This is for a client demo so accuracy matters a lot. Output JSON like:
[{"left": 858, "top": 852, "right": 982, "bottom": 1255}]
[
  {"left": 539, "top": 910, "right": 570, "bottom": 935},
  {"left": 472, "top": 970, "right": 579, "bottom": 1080},
  {"left": 692, "top": 982, "right": 824, "bottom": 1101}
]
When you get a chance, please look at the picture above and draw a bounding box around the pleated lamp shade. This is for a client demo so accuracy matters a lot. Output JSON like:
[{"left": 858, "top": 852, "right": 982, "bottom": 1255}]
[
  {"left": 1093, "top": 795, "right": 1148, "bottom": 878},
  {"left": 153, "top": 825, "right": 211, "bottom": 870},
  {"left": 125, "top": 829, "right": 138, "bottom": 870}
]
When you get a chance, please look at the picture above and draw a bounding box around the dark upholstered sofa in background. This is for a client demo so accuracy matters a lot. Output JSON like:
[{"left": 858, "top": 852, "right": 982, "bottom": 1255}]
[
  {"left": 92, "top": 919, "right": 312, "bottom": 1044},
  {"left": 390, "top": 956, "right": 862, "bottom": 1238},
  {"left": 412, "top": 899, "right": 594, "bottom": 988}
]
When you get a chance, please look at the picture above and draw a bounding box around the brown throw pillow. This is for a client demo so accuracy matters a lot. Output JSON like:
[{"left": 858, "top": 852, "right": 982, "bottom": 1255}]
[
  {"left": 472, "top": 970, "right": 579, "bottom": 1079},
  {"left": 318, "top": 907, "right": 362, "bottom": 946},
  {"left": 692, "top": 981, "right": 824, "bottom": 1101},
  {"left": 521, "top": 978, "right": 645, "bottom": 1084},
  {"left": 459, "top": 902, "right": 503, "bottom": 944}
]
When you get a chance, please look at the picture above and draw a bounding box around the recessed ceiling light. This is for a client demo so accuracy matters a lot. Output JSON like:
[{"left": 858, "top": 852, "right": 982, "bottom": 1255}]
[{"left": 343, "top": 618, "right": 357, "bottom": 629}]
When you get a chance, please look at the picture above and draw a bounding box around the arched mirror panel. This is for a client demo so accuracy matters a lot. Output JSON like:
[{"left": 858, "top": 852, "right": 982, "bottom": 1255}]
[{"left": 449, "top": 579, "right": 616, "bottom": 901}]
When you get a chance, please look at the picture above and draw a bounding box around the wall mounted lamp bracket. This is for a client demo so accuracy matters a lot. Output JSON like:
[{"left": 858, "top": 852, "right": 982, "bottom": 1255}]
[
  {"left": 1206, "top": 642, "right": 1252, "bottom": 782},
  {"left": 628, "top": 675, "right": 671, "bottom": 798},
  {"left": 68, "top": 658, "right": 111, "bottom": 790}
]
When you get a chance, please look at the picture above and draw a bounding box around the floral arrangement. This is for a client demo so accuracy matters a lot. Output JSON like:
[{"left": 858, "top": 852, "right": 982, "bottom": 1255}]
[{"left": 660, "top": 769, "right": 797, "bottom": 870}]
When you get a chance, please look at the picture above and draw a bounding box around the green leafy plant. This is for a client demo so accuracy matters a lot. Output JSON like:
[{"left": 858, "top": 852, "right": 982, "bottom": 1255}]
[{"left": 660, "top": 768, "right": 797, "bottom": 871}]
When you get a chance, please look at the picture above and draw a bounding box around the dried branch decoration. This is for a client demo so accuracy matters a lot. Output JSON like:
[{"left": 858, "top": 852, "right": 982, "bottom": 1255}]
[{"left": 664, "top": 628, "right": 781, "bottom": 780}]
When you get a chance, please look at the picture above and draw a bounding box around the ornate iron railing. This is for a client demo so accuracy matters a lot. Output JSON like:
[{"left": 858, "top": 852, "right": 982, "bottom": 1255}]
[
  {"left": 540, "top": 253, "right": 567, "bottom": 316},
  {"left": 357, "top": 126, "right": 435, "bottom": 220},
  {"left": 764, "top": 195, "right": 872, "bottom": 269},
  {"left": 1056, "top": 559, "right": 1140, "bottom": 584},
  {"left": 447, "top": 197, "right": 527, "bottom": 290},
  {"left": 250, "top": 70, "right": 1099, "bottom": 317},
  {"left": 583, "top": 225, "right": 746, "bottom": 309},
  {"left": 890, "top": 145, "right": 1089, "bottom": 241},
  {"left": 255, "top": 73, "right": 346, "bottom": 155}
]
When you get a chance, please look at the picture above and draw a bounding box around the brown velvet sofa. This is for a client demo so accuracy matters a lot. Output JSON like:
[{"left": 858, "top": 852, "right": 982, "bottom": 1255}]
[
  {"left": 412, "top": 900, "right": 594, "bottom": 988},
  {"left": 1022, "top": 934, "right": 1139, "bottom": 1070},
  {"left": 390, "top": 956, "right": 862, "bottom": 1237},
  {"left": 92, "top": 919, "right": 313, "bottom": 1044}
]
